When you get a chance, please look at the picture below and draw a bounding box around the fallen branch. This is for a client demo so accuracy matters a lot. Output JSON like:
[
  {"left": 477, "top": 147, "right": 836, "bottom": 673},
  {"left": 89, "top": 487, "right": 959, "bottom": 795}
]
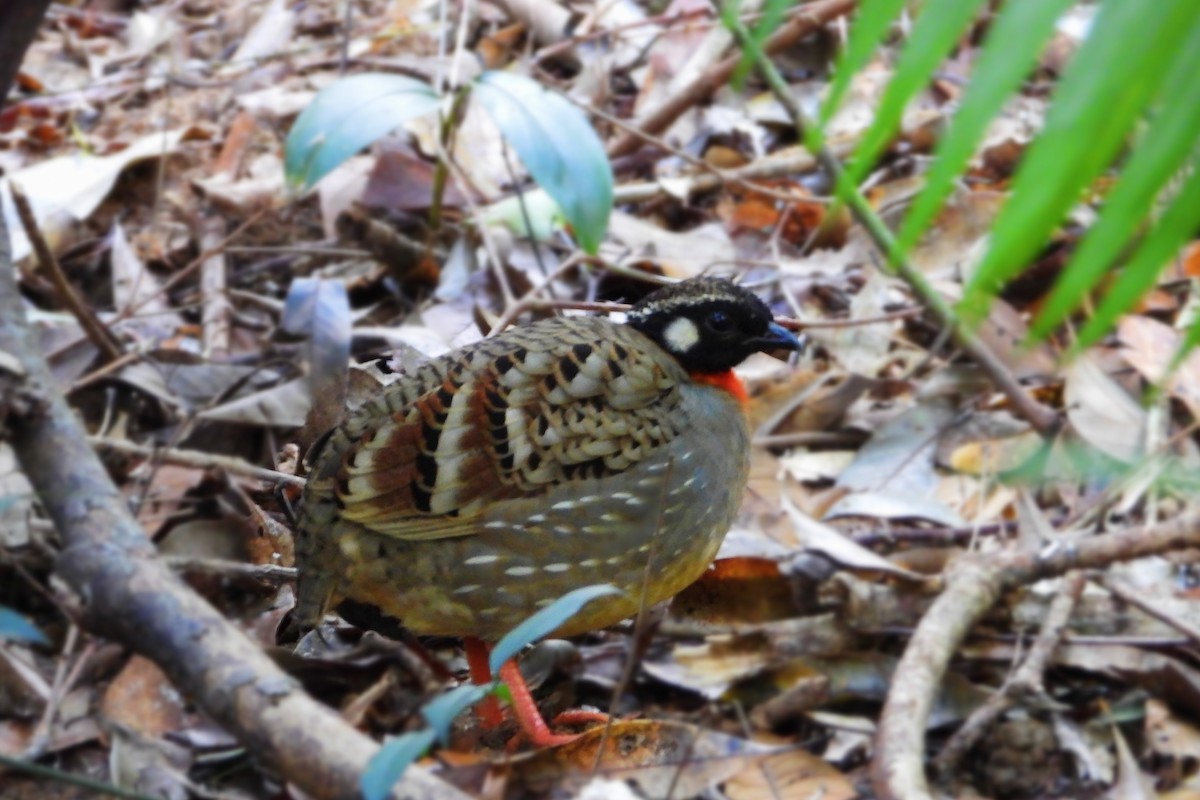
[
  {"left": 0, "top": 179, "right": 467, "bottom": 800},
  {"left": 932, "top": 570, "right": 1085, "bottom": 778},
  {"left": 872, "top": 514, "right": 1200, "bottom": 800}
]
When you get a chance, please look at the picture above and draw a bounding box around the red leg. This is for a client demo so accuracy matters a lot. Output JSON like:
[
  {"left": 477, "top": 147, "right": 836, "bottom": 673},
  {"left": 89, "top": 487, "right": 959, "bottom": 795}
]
[
  {"left": 463, "top": 637, "right": 504, "bottom": 729},
  {"left": 498, "top": 659, "right": 581, "bottom": 748}
]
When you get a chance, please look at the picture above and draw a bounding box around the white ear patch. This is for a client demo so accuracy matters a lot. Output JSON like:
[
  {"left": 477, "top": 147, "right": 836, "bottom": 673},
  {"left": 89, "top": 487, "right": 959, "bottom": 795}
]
[{"left": 663, "top": 317, "right": 700, "bottom": 354}]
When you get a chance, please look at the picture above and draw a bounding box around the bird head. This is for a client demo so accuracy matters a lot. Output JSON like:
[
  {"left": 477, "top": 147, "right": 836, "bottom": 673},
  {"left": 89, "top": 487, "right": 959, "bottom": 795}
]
[{"left": 626, "top": 277, "right": 803, "bottom": 373}]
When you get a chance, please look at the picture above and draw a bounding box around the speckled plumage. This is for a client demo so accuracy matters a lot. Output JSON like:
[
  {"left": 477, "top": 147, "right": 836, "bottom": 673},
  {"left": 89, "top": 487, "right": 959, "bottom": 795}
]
[{"left": 293, "top": 278, "right": 799, "bottom": 640}]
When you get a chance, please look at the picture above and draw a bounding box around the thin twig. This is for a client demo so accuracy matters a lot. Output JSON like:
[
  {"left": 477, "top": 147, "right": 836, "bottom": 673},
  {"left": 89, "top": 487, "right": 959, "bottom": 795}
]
[
  {"left": 10, "top": 182, "right": 124, "bottom": 362},
  {"left": 0, "top": 752, "right": 161, "bottom": 800},
  {"left": 23, "top": 624, "right": 81, "bottom": 760},
  {"left": 1097, "top": 573, "right": 1200, "bottom": 646},
  {"left": 612, "top": 140, "right": 858, "bottom": 205},
  {"left": 488, "top": 254, "right": 592, "bottom": 334},
  {"left": 593, "top": 458, "right": 676, "bottom": 773},
  {"left": 501, "top": 144, "right": 551, "bottom": 277},
  {"left": 775, "top": 306, "right": 924, "bottom": 331},
  {"left": 557, "top": 87, "right": 830, "bottom": 205},
  {"left": 116, "top": 208, "right": 269, "bottom": 323},
  {"left": 161, "top": 556, "right": 296, "bottom": 586},
  {"left": 199, "top": 217, "right": 232, "bottom": 359},
  {"left": 534, "top": 6, "right": 712, "bottom": 60},
  {"left": 69, "top": 350, "right": 141, "bottom": 393},
  {"left": 88, "top": 436, "right": 305, "bottom": 488},
  {"left": 435, "top": 138, "right": 516, "bottom": 305}
]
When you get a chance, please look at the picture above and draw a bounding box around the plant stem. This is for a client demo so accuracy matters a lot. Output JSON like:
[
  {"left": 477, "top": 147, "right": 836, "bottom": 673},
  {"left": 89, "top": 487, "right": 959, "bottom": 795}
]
[
  {"left": 429, "top": 87, "right": 471, "bottom": 236},
  {"left": 0, "top": 752, "right": 161, "bottom": 800}
]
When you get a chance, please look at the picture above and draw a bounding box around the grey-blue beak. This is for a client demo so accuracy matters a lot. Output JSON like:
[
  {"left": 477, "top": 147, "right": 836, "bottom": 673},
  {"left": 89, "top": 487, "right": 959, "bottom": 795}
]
[{"left": 752, "top": 322, "right": 804, "bottom": 354}]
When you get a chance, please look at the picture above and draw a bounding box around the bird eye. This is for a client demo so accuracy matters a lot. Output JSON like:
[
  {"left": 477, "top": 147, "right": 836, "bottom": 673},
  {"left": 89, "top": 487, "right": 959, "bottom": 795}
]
[{"left": 706, "top": 310, "right": 733, "bottom": 332}]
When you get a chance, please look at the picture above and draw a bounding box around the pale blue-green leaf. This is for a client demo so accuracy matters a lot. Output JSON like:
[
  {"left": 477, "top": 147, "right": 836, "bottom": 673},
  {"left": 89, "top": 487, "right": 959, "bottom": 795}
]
[
  {"left": 472, "top": 71, "right": 613, "bottom": 254},
  {"left": 961, "top": 0, "right": 1200, "bottom": 321},
  {"left": 0, "top": 606, "right": 48, "bottom": 645},
  {"left": 284, "top": 73, "right": 441, "bottom": 190},
  {"left": 1074, "top": 154, "right": 1200, "bottom": 352},
  {"left": 845, "top": 0, "right": 990, "bottom": 188},
  {"left": 489, "top": 584, "right": 621, "bottom": 673},
  {"left": 480, "top": 189, "right": 563, "bottom": 241},
  {"left": 896, "top": 0, "right": 1075, "bottom": 254},
  {"left": 360, "top": 730, "right": 437, "bottom": 800},
  {"left": 820, "top": 0, "right": 907, "bottom": 126},
  {"left": 1030, "top": 24, "right": 1200, "bottom": 341},
  {"left": 421, "top": 684, "right": 492, "bottom": 744}
]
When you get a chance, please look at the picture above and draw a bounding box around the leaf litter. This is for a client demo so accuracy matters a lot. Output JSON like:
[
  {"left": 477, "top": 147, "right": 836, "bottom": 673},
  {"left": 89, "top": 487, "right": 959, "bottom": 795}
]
[{"left": 2, "top": 2, "right": 1199, "bottom": 798}]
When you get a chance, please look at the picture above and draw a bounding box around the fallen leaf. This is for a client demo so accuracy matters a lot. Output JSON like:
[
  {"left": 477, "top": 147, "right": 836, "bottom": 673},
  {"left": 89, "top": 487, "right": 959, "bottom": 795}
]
[
  {"left": 513, "top": 719, "right": 779, "bottom": 797},
  {"left": 1064, "top": 353, "right": 1146, "bottom": 463},
  {"left": 1119, "top": 315, "right": 1200, "bottom": 420},
  {"left": 1, "top": 127, "right": 192, "bottom": 261},
  {"left": 784, "top": 495, "right": 925, "bottom": 580}
]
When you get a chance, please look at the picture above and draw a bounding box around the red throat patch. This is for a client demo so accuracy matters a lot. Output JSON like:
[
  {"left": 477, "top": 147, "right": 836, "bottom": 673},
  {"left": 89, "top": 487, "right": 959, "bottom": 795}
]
[{"left": 690, "top": 370, "right": 749, "bottom": 406}]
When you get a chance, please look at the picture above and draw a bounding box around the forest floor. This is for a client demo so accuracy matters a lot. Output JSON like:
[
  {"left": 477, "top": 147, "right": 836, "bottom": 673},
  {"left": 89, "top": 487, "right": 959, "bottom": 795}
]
[{"left": 3, "top": 1, "right": 1200, "bottom": 798}]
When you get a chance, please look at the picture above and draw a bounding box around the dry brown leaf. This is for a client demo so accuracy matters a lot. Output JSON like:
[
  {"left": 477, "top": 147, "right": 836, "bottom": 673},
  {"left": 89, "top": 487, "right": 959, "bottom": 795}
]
[
  {"left": 671, "top": 557, "right": 798, "bottom": 625},
  {"left": 606, "top": 212, "right": 735, "bottom": 279},
  {"left": 1119, "top": 315, "right": 1200, "bottom": 420},
  {"left": 512, "top": 719, "right": 778, "bottom": 797},
  {"left": 100, "top": 656, "right": 187, "bottom": 739},
  {"left": 2, "top": 127, "right": 192, "bottom": 261},
  {"left": 1064, "top": 353, "right": 1146, "bottom": 463},
  {"left": 643, "top": 634, "right": 773, "bottom": 700},
  {"left": 723, "top": 744, "right": 856, "bottom": 800},
  {"left": 784, "top": 495, "right": 925, "bottom": 580}
]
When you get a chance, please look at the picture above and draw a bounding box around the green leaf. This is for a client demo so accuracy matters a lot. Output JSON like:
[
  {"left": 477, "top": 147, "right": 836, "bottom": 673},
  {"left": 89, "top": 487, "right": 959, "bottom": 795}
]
[
  {"left": 472, "top": 71, "right": 613, "bottom": 254},
  {"left": 284, "top": 73, "right": 441, "bottom": 191},
  {"left": 420, "top": 684, "right": 493, "bottom": 744},
  {"left": 961, "top": 0, "right": 1200, "bottom": 321},
  {"left": 845, "top": 0, "right": 990, "bottom": 188},
  {"left": 1074, "top": 153, "right": 1200, "bottom": 352},
  {"left": 0, "top": 606, "right": 48, "bottom": 645},
  {"left": 896, "top": 0, "right": 1076, "bottom": 254},
  {"left": 360, "top": 730, "right": 437, "bottom": 800},
  {"left": 481, "top": 188, "right": 564, "bottom": 241},
  {"left": 489, "top": 584, "right": 621, "bottom": 673},
  {"left": 1031, "top": 20, "right": 1200, "bottom": 341},
  {"left": 821, "top": 0, "right": 907, "bottom": 127}
]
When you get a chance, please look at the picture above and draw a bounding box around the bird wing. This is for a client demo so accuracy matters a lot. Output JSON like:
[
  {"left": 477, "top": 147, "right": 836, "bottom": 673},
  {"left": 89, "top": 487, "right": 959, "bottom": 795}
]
[{"left": 322, "top": 317, "right": 686, "bottom": 541}]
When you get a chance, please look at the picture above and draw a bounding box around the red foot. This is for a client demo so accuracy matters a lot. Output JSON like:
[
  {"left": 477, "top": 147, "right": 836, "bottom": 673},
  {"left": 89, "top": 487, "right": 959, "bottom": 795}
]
[
  {"left": 499, "top": 659, "right": 581, "bottom": 748},
  {"left": 464, "top": 638, "right": 605, "bottom": 749}
]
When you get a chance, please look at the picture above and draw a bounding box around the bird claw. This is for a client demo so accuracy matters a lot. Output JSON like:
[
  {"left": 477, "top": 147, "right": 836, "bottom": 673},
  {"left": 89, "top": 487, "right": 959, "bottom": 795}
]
[{"left": 551, "top": 709, "right": 610, "bottom": 728}]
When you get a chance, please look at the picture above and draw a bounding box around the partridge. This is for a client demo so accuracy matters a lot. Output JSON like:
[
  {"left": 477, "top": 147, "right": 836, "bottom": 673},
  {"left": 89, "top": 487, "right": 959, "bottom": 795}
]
[{"left": 292, "top": 277, "right": 800, "bottom": 744}]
